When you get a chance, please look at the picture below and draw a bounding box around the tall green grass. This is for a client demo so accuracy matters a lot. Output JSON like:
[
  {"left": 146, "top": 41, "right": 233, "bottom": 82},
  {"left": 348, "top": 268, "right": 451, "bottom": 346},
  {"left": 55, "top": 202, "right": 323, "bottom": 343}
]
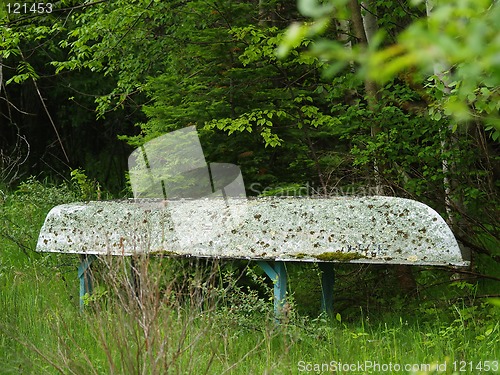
[
  {"left": 1, "top": 262, "right": 499, "bottom": 374},
  {"left": 1, "top": 179, "right": 499, "bottom": 374}
]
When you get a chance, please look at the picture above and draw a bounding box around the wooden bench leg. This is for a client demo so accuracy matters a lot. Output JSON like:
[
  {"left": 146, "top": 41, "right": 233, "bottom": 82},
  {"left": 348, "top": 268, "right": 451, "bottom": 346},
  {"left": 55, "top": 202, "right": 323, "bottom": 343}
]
[
  {"left": 78, "top": 254, "right": 96, "bottom": 311},
  {"left": 257, "top": 261, "right": 287, "bottom": 319},
  {"left": 319, "top": 263, "right": 335, "bottom": 317}
]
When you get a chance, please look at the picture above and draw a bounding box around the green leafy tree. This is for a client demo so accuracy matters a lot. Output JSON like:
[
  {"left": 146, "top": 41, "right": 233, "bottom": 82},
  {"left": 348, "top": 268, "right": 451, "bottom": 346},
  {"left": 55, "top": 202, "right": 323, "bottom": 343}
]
[
  {"left": 279, "top": 0, "right": 499, "bottom": 278},
  {"left": 280, "top": 0, "right": 500, "bottom": 139},
  {"left": 0, "top": 2, "right": 139, "bottom": 189}
]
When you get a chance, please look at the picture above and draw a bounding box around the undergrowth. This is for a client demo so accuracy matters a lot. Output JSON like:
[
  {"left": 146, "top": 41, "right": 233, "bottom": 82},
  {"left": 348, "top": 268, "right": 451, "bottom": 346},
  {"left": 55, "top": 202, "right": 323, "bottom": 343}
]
[{"left": 0, "top": 178, "right": 498, "bottom": 374}]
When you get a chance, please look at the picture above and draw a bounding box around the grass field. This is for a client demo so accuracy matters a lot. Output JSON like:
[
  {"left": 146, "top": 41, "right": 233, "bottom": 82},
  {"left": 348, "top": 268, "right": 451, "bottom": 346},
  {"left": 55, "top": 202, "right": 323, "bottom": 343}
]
[{"left": 1, "top": 180, "right": 499, "bottom": 374}]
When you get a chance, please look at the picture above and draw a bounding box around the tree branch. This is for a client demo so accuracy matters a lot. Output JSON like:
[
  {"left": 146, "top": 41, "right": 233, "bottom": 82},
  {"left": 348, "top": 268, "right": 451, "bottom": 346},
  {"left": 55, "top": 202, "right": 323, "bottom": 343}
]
[{"left": 17, "top": 49, "right": 70, "bottom": 163}]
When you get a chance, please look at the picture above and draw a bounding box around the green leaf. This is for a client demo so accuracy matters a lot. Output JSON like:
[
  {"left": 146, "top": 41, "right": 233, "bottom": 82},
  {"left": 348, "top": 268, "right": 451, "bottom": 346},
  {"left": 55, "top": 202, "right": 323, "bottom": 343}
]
[
  {"left": 488, "top": 298, "right": 500, "bottom": 308},
  {"left": 297, "top": 0, "right": 336, "bottom": 18},
  {"left": 276, "top": 23, "right": 308, "bottom": 59}
]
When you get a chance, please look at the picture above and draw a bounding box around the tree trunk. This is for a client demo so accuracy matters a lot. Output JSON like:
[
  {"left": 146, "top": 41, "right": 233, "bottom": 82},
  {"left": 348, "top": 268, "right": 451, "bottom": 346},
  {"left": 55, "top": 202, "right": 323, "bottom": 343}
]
[
  {"left": 426, "top": 0, "right": 470, "bottom": 263},
  {"left": 362, "top": 0, "right": 378, "bottom": 44},
  {"left": 347, "top": 0, "right": 379, "bottom": 109},
  {"left": 348, "top": 0, "right": 383, "bottom": 192},
  {"left": 349, "top": 0, "right": 417, "bottom": 292}
]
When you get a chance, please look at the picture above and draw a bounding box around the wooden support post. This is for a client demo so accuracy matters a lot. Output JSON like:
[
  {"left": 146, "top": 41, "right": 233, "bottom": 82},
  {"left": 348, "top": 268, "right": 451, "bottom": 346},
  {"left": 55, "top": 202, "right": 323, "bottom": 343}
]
[
  {"left": 78, "top": 254, "right": 96, "bottom": 311},
  {"left": 257, "top": 261, "right": 287, "bottom": 318},
  {"left": 319, "top": 263, "right": 335, "bottom": 317}
]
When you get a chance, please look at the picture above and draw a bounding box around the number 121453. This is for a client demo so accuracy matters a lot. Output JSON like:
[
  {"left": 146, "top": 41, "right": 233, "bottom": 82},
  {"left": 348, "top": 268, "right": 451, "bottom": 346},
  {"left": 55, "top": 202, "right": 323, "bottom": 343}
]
[
  {"left": 453, "top": 361, "right": 498, "bottom": 372},
  {"left": 7, "top": 3, "right": 53, "bottom": 14}
]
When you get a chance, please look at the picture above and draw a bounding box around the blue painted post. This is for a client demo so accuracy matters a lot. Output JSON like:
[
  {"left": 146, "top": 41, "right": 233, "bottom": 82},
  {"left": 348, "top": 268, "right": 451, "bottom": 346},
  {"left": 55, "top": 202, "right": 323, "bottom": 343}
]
[
  {"left": 257, "top": 261, "right": 287, "bottom": 318},
  {"left": 78, "top": 255, "right": 96, "bottom": 311},
  {"left": 319, "top": 263, "right": 335, "bottom": 317}
]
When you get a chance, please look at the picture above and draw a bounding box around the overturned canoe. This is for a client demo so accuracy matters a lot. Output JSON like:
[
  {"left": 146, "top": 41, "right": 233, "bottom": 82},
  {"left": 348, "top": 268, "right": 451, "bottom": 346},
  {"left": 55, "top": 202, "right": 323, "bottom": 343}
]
[{"left": 36, "top": 196, "right": 468, "bottom": 267}]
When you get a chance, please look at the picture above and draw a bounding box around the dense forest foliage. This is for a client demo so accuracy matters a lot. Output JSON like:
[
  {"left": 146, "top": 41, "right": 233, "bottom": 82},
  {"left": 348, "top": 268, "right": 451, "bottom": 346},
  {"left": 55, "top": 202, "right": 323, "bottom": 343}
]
[
  {"left": 0, "top": 0, "right": 498, "bottom": 279},
  {"left": 0, "top": 1, "right": 499, "bottom": 372}
]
